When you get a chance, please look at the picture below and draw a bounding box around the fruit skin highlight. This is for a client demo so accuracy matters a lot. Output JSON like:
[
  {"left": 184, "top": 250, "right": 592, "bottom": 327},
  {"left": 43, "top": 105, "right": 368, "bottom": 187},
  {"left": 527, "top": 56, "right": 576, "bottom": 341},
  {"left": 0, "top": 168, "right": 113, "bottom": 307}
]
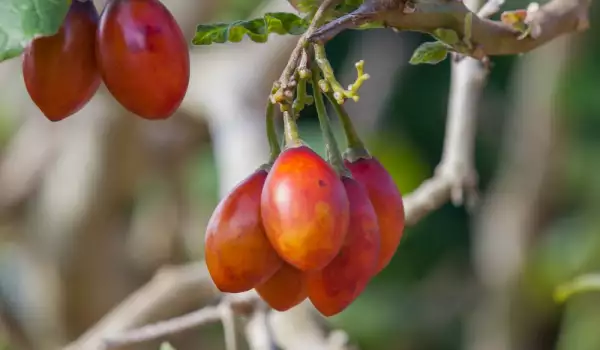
[
  {"left": 205, "top": 169, "right": 283, "bottom": 293},
  {"left": 96, "top": 0, "right": 190, "bottom": 119},
  {"left": 344, "top": 156, "right": 405, "bottom": 273},
  {"left": 261, "top": 145, "right": 350, "bottom": 271},
  {"left": 307, "top": 176, "right": 380, "bottom": 316},
  {"left": 22, "top": 0, "right": 101, "bottom": 121},
  {"left": 255, "top": 263, "right": 307, "bottom": 311}
]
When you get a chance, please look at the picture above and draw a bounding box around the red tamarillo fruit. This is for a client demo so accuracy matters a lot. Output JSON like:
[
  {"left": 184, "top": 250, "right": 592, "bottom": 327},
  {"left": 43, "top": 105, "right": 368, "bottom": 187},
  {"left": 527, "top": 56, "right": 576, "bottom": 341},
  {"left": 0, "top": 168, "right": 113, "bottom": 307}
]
[
  {"left": 255, "top": 263, "right": 308, "bottom": 311},
  {"left": 96, "top": 0, "right": 190, "bottom": 119},
  {"left": 307, "top": 176, "right": 380, "bottom": 316},
  {"left": 205, "top": 169, "right": 283, "bottom": 293},
  {"left": 261, "top": 145, "right": 350, "bottom": 271},
  {"left": 22, "top": 0, "right": 100, "bottom": 121},
  {"left": 344, "top": 156, "right": 405, "bottom": 273}
]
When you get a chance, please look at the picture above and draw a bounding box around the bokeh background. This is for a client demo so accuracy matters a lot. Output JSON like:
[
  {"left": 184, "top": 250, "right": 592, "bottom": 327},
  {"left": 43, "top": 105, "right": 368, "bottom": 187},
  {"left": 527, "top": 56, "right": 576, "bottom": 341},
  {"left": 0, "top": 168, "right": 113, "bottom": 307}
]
[{"left": 0, "top": 0, "right": 598, "bottom": 349}]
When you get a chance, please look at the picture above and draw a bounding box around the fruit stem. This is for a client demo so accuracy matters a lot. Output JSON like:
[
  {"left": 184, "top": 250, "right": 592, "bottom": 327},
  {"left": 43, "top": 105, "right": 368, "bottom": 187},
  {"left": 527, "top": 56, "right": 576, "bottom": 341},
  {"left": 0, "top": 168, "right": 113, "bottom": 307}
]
[
  {"left": 266, "top": 100, "right": 282, "bottom": 163},
  {"left": 324, "top": 92, "right": 364, "bottom": 150},
  {"left": 283, "top": 109, "right": 302, "bottom": 147},
  {"left": 324, "top": 92, "right": 372, "bottom": 161},
  {"left": 311, "top": 66, "right": 350, "bottom": 177}
]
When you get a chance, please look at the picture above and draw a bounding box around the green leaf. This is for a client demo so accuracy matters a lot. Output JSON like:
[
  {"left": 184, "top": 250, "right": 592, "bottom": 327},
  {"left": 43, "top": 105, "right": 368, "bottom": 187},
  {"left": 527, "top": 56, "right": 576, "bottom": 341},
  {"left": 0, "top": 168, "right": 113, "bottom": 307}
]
[
  {"left": 409, "top": 42, "right": 449, "bottom": 65},
  {"left": 0, "top": 0, "right": 69, "bottom": 62},
  {"left": 193, "top": 12, "right": 308, "bottom": 45},
  {"left": 432, "top": 28, "right": 460, "bottom": 46}
]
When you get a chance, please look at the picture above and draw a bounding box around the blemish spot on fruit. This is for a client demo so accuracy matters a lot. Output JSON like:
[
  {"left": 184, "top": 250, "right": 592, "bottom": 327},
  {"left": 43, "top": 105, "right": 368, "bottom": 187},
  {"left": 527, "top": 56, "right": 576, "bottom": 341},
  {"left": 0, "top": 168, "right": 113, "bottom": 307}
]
[{"left": 318, "top": 179, "right": 326, "bottom": 187}]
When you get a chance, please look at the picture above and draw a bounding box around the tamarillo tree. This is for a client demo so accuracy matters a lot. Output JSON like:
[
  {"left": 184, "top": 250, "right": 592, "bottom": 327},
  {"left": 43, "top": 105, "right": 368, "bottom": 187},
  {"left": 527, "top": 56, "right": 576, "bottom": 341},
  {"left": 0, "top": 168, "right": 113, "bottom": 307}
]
[{"left": 0, "top": 0, "right": 595, "bottom": 348}]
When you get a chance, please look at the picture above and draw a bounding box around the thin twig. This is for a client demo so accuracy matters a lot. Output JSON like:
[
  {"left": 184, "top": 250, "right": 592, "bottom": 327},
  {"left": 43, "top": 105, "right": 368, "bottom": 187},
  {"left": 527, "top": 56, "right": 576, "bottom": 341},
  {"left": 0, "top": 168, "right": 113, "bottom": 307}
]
[
  {"left": 101, "top": 292, "right": 258, "bottom": 349},
  {"left": 103, "top": 306, "right": 221, "bottom": 348}
]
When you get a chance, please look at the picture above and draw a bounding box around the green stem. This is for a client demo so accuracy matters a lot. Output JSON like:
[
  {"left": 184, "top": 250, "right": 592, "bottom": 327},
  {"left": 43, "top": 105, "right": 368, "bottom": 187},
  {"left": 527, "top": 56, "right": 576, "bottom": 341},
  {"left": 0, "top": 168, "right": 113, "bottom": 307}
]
[
  {"left": 313, "top": 44, "right": 370, "bottom": 104},
  {"left": 293, "top": 77, "right": 313, "bottom": 116},
  {"left": 313, "top": 44, "right": 347, "bottom": 103},
  {"left": 311, "top": 66, "right": 349, "bottom": 177},
  {"left": 324, "top": 92, "right": 366, "bottom": 151},
  {"left": 265, "top": 101, "right": 282, "bottom": 163},
  {"left": 283, "top": 110, "right": 301, "bottom": 147}
]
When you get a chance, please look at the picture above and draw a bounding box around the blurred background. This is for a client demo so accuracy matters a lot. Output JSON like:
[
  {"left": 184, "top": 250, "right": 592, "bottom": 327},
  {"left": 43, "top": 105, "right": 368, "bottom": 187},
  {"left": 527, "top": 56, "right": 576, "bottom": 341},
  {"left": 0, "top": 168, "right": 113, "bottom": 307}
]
[{"left": 0, "top": 0, "right": 599, "bottom": 349}]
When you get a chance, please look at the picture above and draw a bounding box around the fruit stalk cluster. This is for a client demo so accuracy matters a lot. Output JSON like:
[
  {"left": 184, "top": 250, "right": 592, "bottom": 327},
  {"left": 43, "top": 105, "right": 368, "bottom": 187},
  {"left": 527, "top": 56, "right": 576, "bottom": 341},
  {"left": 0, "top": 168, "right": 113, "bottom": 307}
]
[{"left": 205, "top": 21, "right": 406, "bottom": 314}]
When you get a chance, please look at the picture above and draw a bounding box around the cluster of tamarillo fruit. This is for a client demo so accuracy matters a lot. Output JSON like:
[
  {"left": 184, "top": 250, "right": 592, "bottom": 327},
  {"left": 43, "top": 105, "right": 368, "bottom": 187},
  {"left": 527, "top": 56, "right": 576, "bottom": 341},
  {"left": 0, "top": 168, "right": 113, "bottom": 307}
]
[
  {"left": 22, "top": 0, "right": 189, "bottom": 122},
  {"left": 205, "top": 72, "right": 406, "bottom": 316}
]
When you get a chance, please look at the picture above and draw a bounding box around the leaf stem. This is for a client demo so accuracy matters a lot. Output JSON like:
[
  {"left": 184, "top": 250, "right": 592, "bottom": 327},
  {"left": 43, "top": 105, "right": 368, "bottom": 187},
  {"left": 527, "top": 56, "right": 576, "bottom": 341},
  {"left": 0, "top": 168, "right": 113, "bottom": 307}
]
[
  {"left": 265, "top": 101, "right": 281, "bottom": 163},
  {"left": 311, "top": 66, "right": 349, "bottom": 177}
]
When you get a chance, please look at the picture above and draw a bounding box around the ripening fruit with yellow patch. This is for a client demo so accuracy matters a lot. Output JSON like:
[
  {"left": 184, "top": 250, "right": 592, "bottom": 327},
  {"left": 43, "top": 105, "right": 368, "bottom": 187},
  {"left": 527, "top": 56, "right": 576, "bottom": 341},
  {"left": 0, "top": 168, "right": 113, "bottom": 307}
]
[
  {"left": 205, "top": 169, "right": 283, "bottom": 293},
  {"left": 260, "top": 145, "right": 350, "bottom": 271}
]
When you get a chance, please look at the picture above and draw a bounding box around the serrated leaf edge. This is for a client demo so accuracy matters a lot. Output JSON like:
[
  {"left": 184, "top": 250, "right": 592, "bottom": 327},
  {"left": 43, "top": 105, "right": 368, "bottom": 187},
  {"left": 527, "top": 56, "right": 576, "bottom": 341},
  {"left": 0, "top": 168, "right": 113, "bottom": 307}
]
[{"left": 192, "top": 12, "right": 308, "bottom": 46}]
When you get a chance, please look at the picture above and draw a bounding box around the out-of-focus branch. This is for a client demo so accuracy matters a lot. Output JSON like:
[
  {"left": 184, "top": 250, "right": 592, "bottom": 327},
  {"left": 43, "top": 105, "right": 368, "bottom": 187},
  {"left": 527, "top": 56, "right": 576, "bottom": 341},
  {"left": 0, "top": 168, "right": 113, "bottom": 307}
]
[
  {"left": 465, "top": 30, "right": 574, "bottom": 350},
  {"left": 101, "top": 292, "right": 257, "bottom": 349},
  {"left": 65, "top": 262, "right": 352, "bottom": 350},
  {"left": 310, "top": 0, "right": 590, "bottom": 59},
  {"left": 64, "top": 263, "right": 218, "bottom": 350}
]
